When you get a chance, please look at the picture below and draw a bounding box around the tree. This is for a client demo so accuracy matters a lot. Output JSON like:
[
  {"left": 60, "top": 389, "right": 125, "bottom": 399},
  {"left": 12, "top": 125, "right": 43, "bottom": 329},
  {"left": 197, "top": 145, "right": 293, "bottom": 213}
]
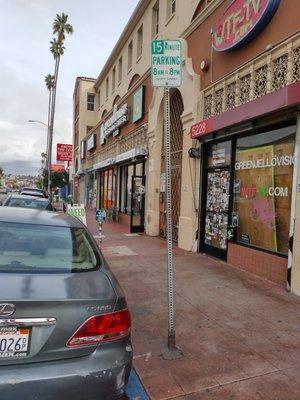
[
  {"left": 44, "top": 74, "right": 55, "bottom": 172},
  {"left": 47, "top": 13, "right": 73, "bottom": 198},
  {"left": 42, "top": 168, "right": 69, "bottom": 189},
  {"left": 0, "top": 166, "right": 3, "bottom": 187}
]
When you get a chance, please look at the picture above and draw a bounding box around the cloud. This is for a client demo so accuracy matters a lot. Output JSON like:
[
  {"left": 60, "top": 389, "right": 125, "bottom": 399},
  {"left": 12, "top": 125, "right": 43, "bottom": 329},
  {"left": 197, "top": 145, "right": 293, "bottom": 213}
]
[{"left": 0, "top": 0, "right": 139, "bottom": 175}]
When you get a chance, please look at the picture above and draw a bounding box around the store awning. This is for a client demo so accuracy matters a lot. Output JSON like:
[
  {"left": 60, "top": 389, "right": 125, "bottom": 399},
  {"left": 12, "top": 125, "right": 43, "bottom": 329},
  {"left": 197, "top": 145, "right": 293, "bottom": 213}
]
[
  {"left": 190, "top": 81, "right": 300, "bottom": 140},
  {"left": 92, "top": 147, "right": 148, "bottom": 171}
]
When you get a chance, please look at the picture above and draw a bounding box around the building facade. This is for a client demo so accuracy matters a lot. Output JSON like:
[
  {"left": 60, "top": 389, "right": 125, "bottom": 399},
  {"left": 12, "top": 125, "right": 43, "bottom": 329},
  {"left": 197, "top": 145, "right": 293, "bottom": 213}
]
[{"left": 73, "top": 0, "right": 300, "bottom": 295}]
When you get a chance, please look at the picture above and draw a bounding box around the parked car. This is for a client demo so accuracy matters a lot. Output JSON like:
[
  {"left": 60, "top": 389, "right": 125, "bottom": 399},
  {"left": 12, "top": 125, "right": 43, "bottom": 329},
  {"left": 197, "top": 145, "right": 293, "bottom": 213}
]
[
  {"left": 0, "top": 207, "right": 132, "bottom": 399},
  {"left": 20, "top": 189, "right": 46, "bottom": 198},
  {"left": 20, "top": 187, "right": 47, "bottom": 198},
  {"left": 0, "top": 188, "right": 8, "bottom": 195},
  {"left": 2, "top": 194, "right": 55, "bottom": 211}
]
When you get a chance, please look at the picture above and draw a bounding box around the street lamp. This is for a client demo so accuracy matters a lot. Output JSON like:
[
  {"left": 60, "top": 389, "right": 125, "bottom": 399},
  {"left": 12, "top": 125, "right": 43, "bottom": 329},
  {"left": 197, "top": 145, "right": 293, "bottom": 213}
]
[{"left": 28, "top": 119, "right": 51, "bottom": 198}]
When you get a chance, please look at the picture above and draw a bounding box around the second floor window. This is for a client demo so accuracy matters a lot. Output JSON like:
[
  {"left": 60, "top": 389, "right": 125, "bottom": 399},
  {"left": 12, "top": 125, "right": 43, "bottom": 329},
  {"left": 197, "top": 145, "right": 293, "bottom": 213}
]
[
  {"left": 167, "top": 0, "right": 176, "bottom": 19},
  {"left": 152, "top": 1, "right": 159, "bottom": 37},
  {"left": 87, "top": 93, "right": 95, "bottom": 111},
  {"left": 137, "top": 25, "right": 143, "bottom": 59},
  {"left": 106, "top": 77, "right": 109, "bottom": 99},
  {"left": 118, "top": 57, "right": 123, "bottom": 83},
  {"left": 128, "top": 41, "right": 133, "bottom": 71},
  {"left": 112, "top": 67, "right": 116, "bottom": 92}
]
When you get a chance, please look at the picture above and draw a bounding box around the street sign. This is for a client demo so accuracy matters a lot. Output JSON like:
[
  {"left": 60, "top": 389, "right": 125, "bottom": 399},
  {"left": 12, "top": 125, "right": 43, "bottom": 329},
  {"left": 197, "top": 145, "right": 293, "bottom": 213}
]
[
  {"left": 57, "top": 144, "right": 73, "bottom": 162},
  {"left": 67, "top": 204, "right": 86, "bottom": 225},
  {"left": 151, "top": 39, "right": 183, "bottom": 359},
  {"left": 96, "top": 209, "right": 107, "bottom": 222},
  {"left": 151, "top": 40, "right": 182, "bottom": 87}
]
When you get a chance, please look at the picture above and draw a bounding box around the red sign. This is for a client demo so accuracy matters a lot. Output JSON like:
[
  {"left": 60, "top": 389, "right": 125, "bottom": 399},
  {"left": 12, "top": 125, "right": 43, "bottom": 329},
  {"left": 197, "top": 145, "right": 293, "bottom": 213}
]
[
  {"left": 190, "top": 119, "right": 211, "bottom": 139},
  {"left": 51, "top": 164, "right": 65, "bottom": 172},
  {"left": 212, "top": 0, "right": 281, "bottom": 51},
  {"left": 57, "top": 144, "right": 73, "bottom": 162}
]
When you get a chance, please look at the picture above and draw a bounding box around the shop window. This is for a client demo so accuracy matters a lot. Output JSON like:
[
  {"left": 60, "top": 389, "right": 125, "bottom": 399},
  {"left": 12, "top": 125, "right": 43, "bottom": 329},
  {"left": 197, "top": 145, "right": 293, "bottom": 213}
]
[
  {"left": 87, "top": 93, "right": 95, "bottom": 111},
  {"left": 233, "top": 126, "right": 295, "bottom": 255},
  {"left": 207, "top": 141, "right": 231, "bottom": 167},
  {"left": 99, "top": 169, "right": 115, "bottom": 209}
]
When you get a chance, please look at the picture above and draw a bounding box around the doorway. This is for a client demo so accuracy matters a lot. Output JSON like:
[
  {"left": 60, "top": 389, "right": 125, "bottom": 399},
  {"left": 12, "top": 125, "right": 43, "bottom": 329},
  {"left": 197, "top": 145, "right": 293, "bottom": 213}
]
[
  {"left": 200, "top": 140, "right": 232, "bottom": 259},
  {"left": 130, "top": 174, "right": 146, "bottom": 233}
]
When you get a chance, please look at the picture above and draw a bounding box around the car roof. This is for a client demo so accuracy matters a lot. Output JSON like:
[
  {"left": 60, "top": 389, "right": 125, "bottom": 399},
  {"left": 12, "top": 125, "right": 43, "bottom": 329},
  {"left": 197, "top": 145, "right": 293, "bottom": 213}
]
[
  {"left": 20, "top": 190, "right": 45, "bottom": 196},
  {"left": 0, "top": 207, "right": 83, "bottom": 228},
  {"left": 7, "top": 194, "right": 49, "bottom": 201}
]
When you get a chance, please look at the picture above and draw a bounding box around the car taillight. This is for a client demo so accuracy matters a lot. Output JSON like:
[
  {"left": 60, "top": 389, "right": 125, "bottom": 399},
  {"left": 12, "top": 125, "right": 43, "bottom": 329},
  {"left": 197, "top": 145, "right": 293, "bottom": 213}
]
[{"left": 67, "top": 308, "right": 131, "bottom": 347}]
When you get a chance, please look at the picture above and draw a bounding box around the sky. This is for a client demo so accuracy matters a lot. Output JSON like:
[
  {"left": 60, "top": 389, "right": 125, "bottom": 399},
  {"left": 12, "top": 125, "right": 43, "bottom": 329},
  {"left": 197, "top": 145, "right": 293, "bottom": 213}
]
[{"left": 0, "top": 0, "right": 139, "bottom": 175}]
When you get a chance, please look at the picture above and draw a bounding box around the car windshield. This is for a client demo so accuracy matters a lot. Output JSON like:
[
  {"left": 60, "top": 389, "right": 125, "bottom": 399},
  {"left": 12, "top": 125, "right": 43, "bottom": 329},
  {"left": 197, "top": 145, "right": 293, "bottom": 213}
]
[
  {"left": 0, "top": 222, "right": 99, "bottom": 273},
  {"left": 6, "top": 197, "right": 48, "bottom": 209}
]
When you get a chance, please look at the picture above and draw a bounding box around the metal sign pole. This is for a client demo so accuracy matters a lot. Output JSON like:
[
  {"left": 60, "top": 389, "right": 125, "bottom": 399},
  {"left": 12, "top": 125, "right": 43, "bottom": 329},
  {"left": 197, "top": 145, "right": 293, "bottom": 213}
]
[{"left": 162, "top": 87, "right": 183, "bottom": 360}]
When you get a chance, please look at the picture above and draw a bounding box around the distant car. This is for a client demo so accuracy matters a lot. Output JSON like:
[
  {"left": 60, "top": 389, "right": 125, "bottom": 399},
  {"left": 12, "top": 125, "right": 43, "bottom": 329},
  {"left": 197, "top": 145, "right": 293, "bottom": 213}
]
[
  {"left": 0, "top": 207, "right": 132, "bottom": 399},
  {"left": 0, "top": 188, "right": 8, "bottom": 195},
  {"left": 20, "top": 190, "right": 46, "bottom": 198},
  {"left": 21, "top": 187, "right": 47, "bottom": 198},
  {"left": 2, "top": 194, "right": 55, "bottom": 211}
]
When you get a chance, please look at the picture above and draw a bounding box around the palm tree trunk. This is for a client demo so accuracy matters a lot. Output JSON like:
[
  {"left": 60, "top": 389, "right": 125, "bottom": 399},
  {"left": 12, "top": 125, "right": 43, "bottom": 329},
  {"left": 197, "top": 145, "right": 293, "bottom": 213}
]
[
  {"left": 48, "top": 56, "right": 61, "bottom": 198},
  {"left": 46, "top": 88, "right": 52, "bottom": 174}
]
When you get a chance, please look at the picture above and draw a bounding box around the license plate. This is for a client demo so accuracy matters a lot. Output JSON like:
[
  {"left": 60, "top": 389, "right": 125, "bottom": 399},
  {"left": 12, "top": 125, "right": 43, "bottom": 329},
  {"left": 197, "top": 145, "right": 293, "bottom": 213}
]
[{"left": 0, "top": 327, "right": 30, "bottom": 358}]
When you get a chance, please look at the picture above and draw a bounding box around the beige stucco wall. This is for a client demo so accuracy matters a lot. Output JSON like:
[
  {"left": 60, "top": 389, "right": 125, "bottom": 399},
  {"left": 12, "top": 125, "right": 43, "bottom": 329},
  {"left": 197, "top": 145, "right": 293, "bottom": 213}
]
[
  {"left": 96, "top": 0, "right": 199, "bottom": 122},
  {"left": 145, "top": 39, "right": 201, "bottom": 251}
]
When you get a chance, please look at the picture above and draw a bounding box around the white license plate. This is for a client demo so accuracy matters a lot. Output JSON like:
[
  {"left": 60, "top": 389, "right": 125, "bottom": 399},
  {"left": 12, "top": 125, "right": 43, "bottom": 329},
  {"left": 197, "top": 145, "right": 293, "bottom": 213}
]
[{"left": 0, "top": 327, "right": 30, "bottom": 358}]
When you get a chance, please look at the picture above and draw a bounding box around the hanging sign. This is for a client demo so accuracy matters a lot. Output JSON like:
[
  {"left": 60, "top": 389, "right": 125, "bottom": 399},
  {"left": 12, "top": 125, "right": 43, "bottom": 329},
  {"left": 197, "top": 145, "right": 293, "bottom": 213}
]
[
  {"left": 212, "top": 0, "right": 281, "bottom": 52},
  {"left": 86, "top": 134, "right": 96, "bottom": 151},
  {"left": 151, "top": 39, "right": 182, "bottom": 87},
  {"left": 132, "top": 86, "right": 145, "bottom": 123},
  {"left": 100, "top": 104, "right": 129, "bottom": 144},
  {"left": 57, "top": 144, "right": 73, "bottom": 162}
]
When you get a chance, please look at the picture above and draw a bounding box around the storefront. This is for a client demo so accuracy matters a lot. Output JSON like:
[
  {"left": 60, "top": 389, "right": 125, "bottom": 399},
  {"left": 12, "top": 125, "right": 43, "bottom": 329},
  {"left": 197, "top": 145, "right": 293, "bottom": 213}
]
[
  {"left": 94, "top": 146, "right": 148, "bottom": 233},
  {"left": 117, "top": 156, "right": 146, "bottom": 233},
  {"left": 200, "top": 121, "right": 295, "bottom": 263}
]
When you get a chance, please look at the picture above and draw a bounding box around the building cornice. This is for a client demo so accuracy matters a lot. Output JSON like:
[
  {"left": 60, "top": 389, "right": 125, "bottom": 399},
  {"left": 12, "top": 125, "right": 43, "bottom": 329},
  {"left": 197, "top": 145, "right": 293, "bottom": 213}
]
[{"left": 94, "top": 0, "right": 151, "bottom": 90}]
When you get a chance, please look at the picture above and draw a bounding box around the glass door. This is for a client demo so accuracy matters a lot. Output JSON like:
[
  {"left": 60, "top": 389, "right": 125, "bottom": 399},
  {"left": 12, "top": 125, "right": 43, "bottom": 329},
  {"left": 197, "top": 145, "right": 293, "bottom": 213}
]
[
  {"left": 200, "top": 140, "right": 232, "bottom": 260},
  {"left": 203, "top": 169, "right": 230, "bottom": 259},
  {"left": 130, "top": 175, "right": 146, "bottom": 233}
]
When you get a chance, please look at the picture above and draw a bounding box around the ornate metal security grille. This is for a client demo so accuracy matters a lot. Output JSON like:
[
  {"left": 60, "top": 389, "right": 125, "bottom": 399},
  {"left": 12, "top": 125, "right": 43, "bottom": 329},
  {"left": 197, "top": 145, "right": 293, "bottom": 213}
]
[
  {"left": 202, "top": 34, "right": 300, "bottom": 119},
  {"left": 160, "top": 89, "right": 184, "bottom": 242}
]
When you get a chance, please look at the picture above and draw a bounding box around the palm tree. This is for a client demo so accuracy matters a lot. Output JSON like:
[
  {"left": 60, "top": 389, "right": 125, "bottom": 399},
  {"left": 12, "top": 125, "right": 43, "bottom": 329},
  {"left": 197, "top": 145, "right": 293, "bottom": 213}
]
[
  {"left": 44, "top": 74, "right": 55, "bottom": 172},
  {"left": 47, "top": 13, "right": 73, "bottom": 197},
  {"left": 52, "top": 13, "right": 73, "bottom": 42}
]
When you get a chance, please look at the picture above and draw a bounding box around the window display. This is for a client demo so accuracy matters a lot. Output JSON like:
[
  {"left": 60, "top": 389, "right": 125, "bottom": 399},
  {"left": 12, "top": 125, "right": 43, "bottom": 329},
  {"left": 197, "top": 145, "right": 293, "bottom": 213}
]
[
  {"left": 233, "top": 126, "right": 295, "bottom": 254},
  {"left": 99, "top": 168, "right": 115, "bottom": 209}
]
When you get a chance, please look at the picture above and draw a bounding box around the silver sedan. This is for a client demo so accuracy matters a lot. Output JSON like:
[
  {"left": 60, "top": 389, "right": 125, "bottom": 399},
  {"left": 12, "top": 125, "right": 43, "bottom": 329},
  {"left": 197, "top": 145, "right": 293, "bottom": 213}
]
[{"left": 0, "top": 207, "right": 132, "bottom": 400}]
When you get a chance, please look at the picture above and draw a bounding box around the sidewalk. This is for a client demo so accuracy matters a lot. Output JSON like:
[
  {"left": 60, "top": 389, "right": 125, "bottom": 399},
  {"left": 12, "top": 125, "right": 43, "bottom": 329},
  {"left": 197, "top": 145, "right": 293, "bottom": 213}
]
[{"left": 87, "top": 210, "right": 300, "bottom": 400}]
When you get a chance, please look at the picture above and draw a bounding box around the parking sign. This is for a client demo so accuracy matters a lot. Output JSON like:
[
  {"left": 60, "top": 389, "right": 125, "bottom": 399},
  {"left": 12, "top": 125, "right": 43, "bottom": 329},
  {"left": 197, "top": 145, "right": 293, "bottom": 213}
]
[{"left": 151, "top": 40, "right": 182, "bottom": 87}]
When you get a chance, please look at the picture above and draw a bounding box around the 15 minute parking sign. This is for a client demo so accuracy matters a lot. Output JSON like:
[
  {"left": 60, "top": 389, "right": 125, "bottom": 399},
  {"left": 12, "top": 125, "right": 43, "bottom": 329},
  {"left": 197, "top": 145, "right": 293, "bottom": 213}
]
[{"left": 151, "top": 40, "right": 182, "bottom": 87}]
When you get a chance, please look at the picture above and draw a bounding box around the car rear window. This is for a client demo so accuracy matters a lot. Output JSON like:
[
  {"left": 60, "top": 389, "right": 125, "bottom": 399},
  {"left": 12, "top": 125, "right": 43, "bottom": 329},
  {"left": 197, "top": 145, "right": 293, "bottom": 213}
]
[
  {"left": 0, "top": 222, "right": 100, "bottom": 273},
  {"left": 6, "top": 198, "right": 48, "bottom": 209}
]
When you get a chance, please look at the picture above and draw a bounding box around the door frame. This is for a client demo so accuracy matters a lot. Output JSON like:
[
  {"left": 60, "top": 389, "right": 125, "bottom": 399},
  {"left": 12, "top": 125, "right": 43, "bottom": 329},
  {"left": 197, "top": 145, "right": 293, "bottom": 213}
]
[{"left": 199, "top": 139, "right": 235, "bottom": 260}]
